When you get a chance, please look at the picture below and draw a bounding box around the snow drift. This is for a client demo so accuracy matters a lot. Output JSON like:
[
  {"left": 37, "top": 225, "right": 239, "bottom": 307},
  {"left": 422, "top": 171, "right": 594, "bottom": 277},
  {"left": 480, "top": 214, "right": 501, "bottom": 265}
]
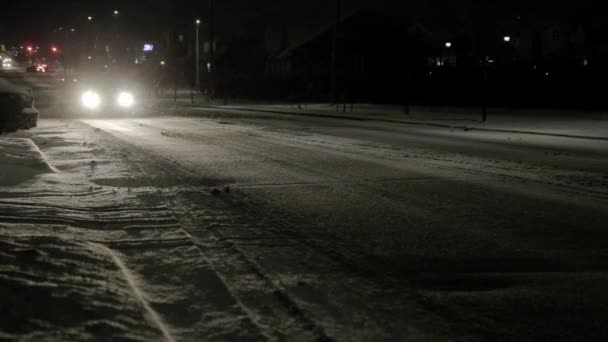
[{"left": 0, "top": 138, "right": 56, "bottom": 186}]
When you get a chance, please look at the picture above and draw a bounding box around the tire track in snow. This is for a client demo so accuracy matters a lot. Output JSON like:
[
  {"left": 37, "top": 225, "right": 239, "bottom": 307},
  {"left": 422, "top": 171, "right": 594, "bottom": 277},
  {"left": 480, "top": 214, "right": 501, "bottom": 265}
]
[
  {"left": 2, "top": 121, "right": 266, "bottom": 340},
  {"left": 84, "top": 119, "right": 454, "bottom": 341},
  {"left": 85, "top": 121, "right": 333, "bottom": 341},
  {"left": 89, "top": 242, "right": 176, "bottom": 342}
]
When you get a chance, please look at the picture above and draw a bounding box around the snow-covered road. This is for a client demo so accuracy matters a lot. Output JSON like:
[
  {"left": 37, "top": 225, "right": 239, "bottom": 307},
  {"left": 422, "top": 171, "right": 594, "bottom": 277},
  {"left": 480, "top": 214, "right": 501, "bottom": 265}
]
[{"left": 3, "top": 110, "right": 608, "bottom": 341}]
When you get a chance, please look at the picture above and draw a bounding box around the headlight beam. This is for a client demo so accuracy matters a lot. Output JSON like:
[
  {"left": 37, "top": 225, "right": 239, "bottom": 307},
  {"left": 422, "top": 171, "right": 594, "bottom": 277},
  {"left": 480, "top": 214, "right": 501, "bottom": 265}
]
[
  {"left": 117, "top": 92, "right": 135, "bottom": 108},
  {"left": 82, "top": 90, "right": 101, "bottom": 110}
]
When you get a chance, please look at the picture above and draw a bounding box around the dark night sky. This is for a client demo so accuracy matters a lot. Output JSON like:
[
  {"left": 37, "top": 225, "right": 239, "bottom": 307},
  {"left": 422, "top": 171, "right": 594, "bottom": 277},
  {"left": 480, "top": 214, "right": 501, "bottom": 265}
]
[{"left": 1, "top": 0, "right": 598, "bottom": 42}]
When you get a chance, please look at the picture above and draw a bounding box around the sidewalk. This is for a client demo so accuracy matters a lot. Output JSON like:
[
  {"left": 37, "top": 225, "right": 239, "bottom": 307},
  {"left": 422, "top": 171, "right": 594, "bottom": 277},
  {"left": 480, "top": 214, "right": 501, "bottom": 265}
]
[{"left": 157, "top": 94, "right": 608, "bottom": 140}]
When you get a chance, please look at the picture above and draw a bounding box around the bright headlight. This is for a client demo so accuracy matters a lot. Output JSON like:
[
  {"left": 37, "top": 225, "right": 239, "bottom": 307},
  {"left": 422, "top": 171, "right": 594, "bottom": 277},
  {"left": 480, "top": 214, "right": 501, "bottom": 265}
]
[
  {"left": 117, "top": 92, "right": 134, "bottom": 108},
  {"left": 82, "top": 90, "right": 101, "bottom": 109}
]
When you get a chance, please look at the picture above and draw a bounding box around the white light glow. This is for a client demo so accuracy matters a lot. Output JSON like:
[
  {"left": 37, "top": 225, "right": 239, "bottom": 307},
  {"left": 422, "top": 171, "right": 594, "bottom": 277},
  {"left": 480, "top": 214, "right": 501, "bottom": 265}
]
[
  {"left": 117, "top": 92, "right": 135, "bottom": 108},
  {"left": 82, "top": 91, "right": 101, "bottom": 109}
]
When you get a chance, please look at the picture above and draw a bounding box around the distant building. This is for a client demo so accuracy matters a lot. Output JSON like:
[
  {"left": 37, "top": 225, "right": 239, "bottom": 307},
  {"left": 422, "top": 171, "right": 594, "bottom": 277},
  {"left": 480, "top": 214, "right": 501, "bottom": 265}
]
[
  {"left": 266, "top": 9, "right": 445, "bottom": 102},
  {"left": 217, "top": 7, "right": 607, "bottom": 107}
]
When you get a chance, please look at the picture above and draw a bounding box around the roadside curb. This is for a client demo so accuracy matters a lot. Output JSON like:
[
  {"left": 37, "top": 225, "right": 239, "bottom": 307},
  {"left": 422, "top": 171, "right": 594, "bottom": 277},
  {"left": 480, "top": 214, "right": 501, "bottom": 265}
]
[{"left": 170, "top": 103, "right": 608, "bottom": 141}]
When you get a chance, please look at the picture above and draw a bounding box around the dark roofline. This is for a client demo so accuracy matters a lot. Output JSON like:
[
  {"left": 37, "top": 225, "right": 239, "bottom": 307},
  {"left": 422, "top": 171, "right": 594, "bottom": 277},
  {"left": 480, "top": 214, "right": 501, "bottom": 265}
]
[{"left": 277, "top": 6, "right": 370, "bottom": 59}]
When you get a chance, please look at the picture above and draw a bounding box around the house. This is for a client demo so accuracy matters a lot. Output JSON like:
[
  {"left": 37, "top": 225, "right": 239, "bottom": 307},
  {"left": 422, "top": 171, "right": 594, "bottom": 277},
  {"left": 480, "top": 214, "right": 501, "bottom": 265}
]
[{"left": 266, "top": 9, "right": 445, "bottom": 103}]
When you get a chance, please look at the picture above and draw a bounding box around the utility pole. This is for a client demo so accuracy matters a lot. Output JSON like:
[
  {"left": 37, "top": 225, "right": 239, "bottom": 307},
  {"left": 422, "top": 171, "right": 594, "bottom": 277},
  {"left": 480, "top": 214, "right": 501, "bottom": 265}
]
[
  {"left": 208, "top": 0, "right": 215, "bottom": 69},
  {"left": 403, "top": 28, "right": 411, "bottom": 115},
  {"left": 195, "top": 19, "right": 201, "bottom": 92},
  {"left": 481, "top": 64, "right": 488, "bottom": 122},
  {"left": 330, "top": 0, "right": 341, "bottom": 103},
  {"left": 206, "top": 0, "right": 215, "bottom": 102}
]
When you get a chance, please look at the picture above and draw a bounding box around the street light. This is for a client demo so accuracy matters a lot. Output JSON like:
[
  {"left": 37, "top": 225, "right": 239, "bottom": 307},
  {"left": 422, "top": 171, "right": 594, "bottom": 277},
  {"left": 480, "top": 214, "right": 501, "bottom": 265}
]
[
  {"left": 25, "top": 46, "right": 33, "bottom": 64},
  {"left": 87, "top": 16, "right": 93, "bottom": 21},
  {"left": 445, "top": 42, "right": 452, "bottom": 48},
  {"left": 195, "top": 19, "right": 201, "bottom": 92},
  {"left": 113, "top": 10, "right": 119, "bottom": 15},
  {"left": 503, "top": 36, "right": 511, "bottom": 43}
]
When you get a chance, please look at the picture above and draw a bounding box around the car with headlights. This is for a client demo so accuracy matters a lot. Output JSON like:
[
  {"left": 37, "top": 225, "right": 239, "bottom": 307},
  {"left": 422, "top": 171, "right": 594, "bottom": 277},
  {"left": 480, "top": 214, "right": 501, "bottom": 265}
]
[
  {"left": 1, "top": 57, "right": 13, "bottom": 69},
  {"left": 0, "top": 79, "right": 38, "bottom": 133},
  {"left": 70, "top": 74, "right": 141, "bottom": 115}
]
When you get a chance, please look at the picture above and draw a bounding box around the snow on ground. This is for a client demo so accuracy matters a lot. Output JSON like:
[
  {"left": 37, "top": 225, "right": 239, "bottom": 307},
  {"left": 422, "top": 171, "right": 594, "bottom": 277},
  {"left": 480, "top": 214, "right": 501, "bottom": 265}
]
[
  {"left": 100, "top": 115, "right": 608, "bottom": 199},
  {"left": 0, "top": 224, "right": 164, "bottom": 342},
  {"left": 0, "top": 138, "right": 56, "bottom": 186},
  {"left": 3, "top": 107, "right": 608, "bottom": 340},
  {"left": 225, "top": 103, "right": 608, "bottom": 138},
  {"left": 1, "top": 123, "right": 167, "bottom": 340},
  {"left": 80, "top": 118, "right": 457, "bottom": 341},
  {"left": 0, "top": 121, "right": 272, "bottom": 341},
  {"left": 79, "top": 115, "right": 608, "bottom": 340}
]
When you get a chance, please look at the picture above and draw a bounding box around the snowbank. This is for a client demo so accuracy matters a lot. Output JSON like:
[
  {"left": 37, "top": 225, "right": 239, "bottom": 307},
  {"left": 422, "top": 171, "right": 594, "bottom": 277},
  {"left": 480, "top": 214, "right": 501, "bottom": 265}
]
[
  {"left": 0, "top": 138, "right": 56, "bottom": 186},
  {"left": 0, "top": 224, "right": 163, "bottom": 341}
]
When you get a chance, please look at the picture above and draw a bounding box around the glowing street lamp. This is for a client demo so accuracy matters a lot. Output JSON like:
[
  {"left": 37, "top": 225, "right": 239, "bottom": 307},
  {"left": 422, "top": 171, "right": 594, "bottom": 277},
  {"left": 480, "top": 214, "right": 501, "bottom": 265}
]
[
  {"left": 25, "top": 46, "right": 34, "bottom": 64},
  {"left": 87, "top": 16, "right": 93, "bottom": 21},
  {"left": 445, "top": 42, "right": 452, "bottom": 48},
  {"left": 113, "top": 10, "right": 119, "bottom": 15},
  {"left": 503, "top": 36, "right": 511, "bottom": 43}
]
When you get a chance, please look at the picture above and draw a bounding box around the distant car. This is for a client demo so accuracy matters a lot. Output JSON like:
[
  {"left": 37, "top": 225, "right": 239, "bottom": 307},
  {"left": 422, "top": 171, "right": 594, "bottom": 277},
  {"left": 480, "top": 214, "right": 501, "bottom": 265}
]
[
  {"left": 60, "top": 76, "right": 78, "bottom": 84},
  {"left": 0, "top": 79, "right": 39, "bottom": 132},
  {"left": 1, "top": 58, "right": 13, "bottom": 69},
  {"left": 23, "top": 63, "right": 52, "bottom": 73}
]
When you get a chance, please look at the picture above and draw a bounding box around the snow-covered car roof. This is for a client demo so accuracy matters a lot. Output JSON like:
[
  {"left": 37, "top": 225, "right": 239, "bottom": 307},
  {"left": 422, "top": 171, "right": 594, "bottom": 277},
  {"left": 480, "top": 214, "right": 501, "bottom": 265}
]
[{"left": 0, "top": 78, "right": 30, "bottom": 95}]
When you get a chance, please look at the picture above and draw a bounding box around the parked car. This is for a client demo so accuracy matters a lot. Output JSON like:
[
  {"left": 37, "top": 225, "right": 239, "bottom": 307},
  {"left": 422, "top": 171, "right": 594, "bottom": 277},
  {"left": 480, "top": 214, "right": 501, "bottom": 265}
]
[{"left": 0, "top": 79, "right": 39, "bottom": 133}]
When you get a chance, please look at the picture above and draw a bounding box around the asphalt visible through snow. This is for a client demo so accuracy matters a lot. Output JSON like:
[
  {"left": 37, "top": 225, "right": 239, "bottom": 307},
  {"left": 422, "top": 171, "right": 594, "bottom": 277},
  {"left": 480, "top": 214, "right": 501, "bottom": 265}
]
[
  {"left": 3, "top": 72, "right": 608, "bottom": 340},
  {"left": 80, "top": 111, "right": 608, "bottom": 341}
]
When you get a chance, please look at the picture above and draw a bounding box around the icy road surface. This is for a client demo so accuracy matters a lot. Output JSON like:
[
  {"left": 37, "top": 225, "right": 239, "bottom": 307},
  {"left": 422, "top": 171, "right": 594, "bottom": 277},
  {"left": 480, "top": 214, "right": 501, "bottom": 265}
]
[{"left": 2, "top": 108, "right": 608, "bottom": 341}]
